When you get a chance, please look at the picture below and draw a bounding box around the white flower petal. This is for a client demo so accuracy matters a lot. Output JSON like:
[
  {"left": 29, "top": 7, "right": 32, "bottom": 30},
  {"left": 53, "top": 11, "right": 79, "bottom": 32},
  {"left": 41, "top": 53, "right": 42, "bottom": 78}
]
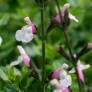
[
  {"left": 50, "top": 79, "right": 61, "bottom": 89},
  {"left": 60, "top": 75, "right": 72, "bottom": 87},
  {"left": 60, "top": 70, "right": 67, "bottom": 79},
  {"left": 15, "top": 26, "right": 33, "bottom": 43},
  {"left": 69, "top": 68, "right": 75, "bottom": 73},
  {"left": 81, "top": 64, "right": 90, "bottom": 70},
  {"left": 66, "top": 75, "right": 72, "bottom": 86},
  {"left": 10, "top": 56, "right": 22, "bottom": 66},
  {"left": 69, "top": 13, "right": 79, "bottom": 22},
  {"left": 15, "top": 30, "right": 24, "bottom": 41},
  {"left": 53, "top": 89, "right": 62, "bottom": 92}
]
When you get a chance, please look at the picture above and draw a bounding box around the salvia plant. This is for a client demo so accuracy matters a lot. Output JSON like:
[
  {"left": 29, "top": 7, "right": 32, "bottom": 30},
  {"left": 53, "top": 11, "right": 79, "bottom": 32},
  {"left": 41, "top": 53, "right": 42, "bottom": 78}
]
[{"left": 9, "top": 0, "right": 92, "bottom": 92}]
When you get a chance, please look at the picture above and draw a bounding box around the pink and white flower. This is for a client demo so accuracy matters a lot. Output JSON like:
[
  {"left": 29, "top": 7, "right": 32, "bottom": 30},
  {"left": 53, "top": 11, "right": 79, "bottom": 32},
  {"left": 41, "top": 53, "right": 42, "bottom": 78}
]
[
  {"left": 50, "top": 78, "right": 70, "bottom": 92},
  {"left": 54, "top": 3, "right": 78, "bottom": 23},
  {"left": 47, "top": 3, "right": 78, "bottom": 33},
  {"left": 69, "top": 60, "right": 90, "bottom": 82},
  {"left": 49, "top": 64, "right": 71, "bottom": 92},
  {"left": 15, "top": 16, "right": 37, "bottom": 43}
]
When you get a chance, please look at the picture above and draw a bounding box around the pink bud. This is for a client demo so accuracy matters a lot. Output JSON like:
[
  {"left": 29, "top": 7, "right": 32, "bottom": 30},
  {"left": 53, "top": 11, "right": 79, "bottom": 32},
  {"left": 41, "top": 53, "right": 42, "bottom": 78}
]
[
  {"left": 17, "top": 45, "right": 32, "bottom": 67},
  {"left": 87, "top": 43, "right": 92, "bottom": 49},
  {"left": 24, "top": 16, "right": 37, "bottom": 34}
]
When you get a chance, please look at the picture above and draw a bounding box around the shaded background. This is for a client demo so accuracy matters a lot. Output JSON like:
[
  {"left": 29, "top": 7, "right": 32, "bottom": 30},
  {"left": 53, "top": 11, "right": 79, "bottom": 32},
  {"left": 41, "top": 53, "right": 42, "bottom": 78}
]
[{"left": 0, "top": 0, "right": 92, "bottom": 92}]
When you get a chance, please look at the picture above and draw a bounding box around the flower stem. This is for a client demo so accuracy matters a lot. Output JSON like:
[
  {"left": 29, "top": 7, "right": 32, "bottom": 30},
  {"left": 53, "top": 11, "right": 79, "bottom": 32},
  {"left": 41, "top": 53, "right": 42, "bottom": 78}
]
[
  {"left": 40, "top": 1, "right": 46, "bottom": 92},
  {"left": 54, "top": 0, "right": 84, "bottom": 92}
]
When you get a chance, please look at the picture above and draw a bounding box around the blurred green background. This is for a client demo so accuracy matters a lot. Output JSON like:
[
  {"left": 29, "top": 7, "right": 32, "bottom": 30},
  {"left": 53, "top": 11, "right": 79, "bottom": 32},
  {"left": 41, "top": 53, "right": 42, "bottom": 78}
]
[{"left": 0, "top": 0, "right": 92, "bottom": 92}]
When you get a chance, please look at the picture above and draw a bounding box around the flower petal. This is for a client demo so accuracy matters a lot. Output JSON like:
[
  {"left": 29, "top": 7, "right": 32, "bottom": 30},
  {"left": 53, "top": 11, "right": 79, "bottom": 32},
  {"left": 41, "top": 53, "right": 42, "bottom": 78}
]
[
  {"left": 69, "top": 13, "right": 79, "bottom": 22},
  {"left": 50, "top": 79, "right": 61, "bottom": 89},
  {"left": 15, "top": 26, "right": 33, "bottom": 43}
]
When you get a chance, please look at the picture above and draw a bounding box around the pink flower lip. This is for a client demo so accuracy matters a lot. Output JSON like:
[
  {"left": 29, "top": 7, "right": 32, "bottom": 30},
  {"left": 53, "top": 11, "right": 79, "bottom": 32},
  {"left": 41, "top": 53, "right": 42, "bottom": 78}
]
[{"left": 49, "top": 69, "right": 61, "bottom": 79}]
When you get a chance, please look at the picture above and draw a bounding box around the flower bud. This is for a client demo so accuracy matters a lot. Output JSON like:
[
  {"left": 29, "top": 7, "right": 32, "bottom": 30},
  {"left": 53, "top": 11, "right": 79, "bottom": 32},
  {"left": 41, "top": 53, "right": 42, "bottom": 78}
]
[
  {"left": 77, "top": 60, "right": 84, "bottom": 82},
  {"left": 17, "top": 45, "right": 32, "bottom": 67},
  {"left": 47, "top": 3, "right": 78, "bottom": 33},
  {"left": 24, "top": 16, "right": 37, "bottom": 34}
]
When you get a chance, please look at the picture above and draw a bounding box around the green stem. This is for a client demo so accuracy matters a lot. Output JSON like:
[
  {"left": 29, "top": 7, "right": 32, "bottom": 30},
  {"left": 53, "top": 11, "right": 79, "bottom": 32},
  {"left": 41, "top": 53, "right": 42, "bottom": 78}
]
[
  {"left": 63, "top": 31, "right": 75, "bottom": 61},
  {"left": 40, "top": 1, "right": 46, "bottom": 92}
]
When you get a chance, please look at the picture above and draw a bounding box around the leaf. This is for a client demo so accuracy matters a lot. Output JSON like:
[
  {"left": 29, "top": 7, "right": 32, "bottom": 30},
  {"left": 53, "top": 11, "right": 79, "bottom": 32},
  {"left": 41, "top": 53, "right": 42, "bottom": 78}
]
[
  {"left": 0, "top": 13, "right": 10, "bottom": 26},
  {"left": 0, "top": 67, "right": 9, "bottom": 81}
]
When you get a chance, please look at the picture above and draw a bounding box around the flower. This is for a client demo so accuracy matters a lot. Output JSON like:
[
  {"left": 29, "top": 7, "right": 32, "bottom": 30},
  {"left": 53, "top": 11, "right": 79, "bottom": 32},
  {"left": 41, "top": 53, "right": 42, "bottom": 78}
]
[
  {"left": 49, "top": 64, "right": 71, "bottom": 92},
  {"left": 87, "top": 43, "right": 92, "bottom": 49},
  {"left": 49, "top": 63, "right": 69, "bottom": 79},
  {"left": 15, "top": 16, "right": 37, "bottom": 43},
  {"left": 17, "top": 45, "right": 32, "bottom": 67},
  {"left": 47, "top": 3, "right": 78, "bottom": 33},
  {"left": 77, "top": 60, "right": 90, "bottom": 82},
  {"left": 54, "top": 3, "right": 78, "bottom": 24},
  {"left": 50, "top": 79, "right": 70, "bottom": 92},
  {"left": 69, "top": 60, "right": 90, "bottom": 82},
  {"left": 0, "top": 36, "right": 3, "bottom": 46}
]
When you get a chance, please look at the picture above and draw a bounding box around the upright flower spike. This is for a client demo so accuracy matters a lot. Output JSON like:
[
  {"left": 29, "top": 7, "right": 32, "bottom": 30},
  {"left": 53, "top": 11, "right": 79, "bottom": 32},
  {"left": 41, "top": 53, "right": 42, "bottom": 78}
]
[
  {"left": 47, "top": 3, "right": 78, "bottom": 33},
  {"left": 17, "top": 45, "right": 32, "bottom": 67},
  {"left": 15, "top": 16, "right": 37, "bottom": 43}
]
